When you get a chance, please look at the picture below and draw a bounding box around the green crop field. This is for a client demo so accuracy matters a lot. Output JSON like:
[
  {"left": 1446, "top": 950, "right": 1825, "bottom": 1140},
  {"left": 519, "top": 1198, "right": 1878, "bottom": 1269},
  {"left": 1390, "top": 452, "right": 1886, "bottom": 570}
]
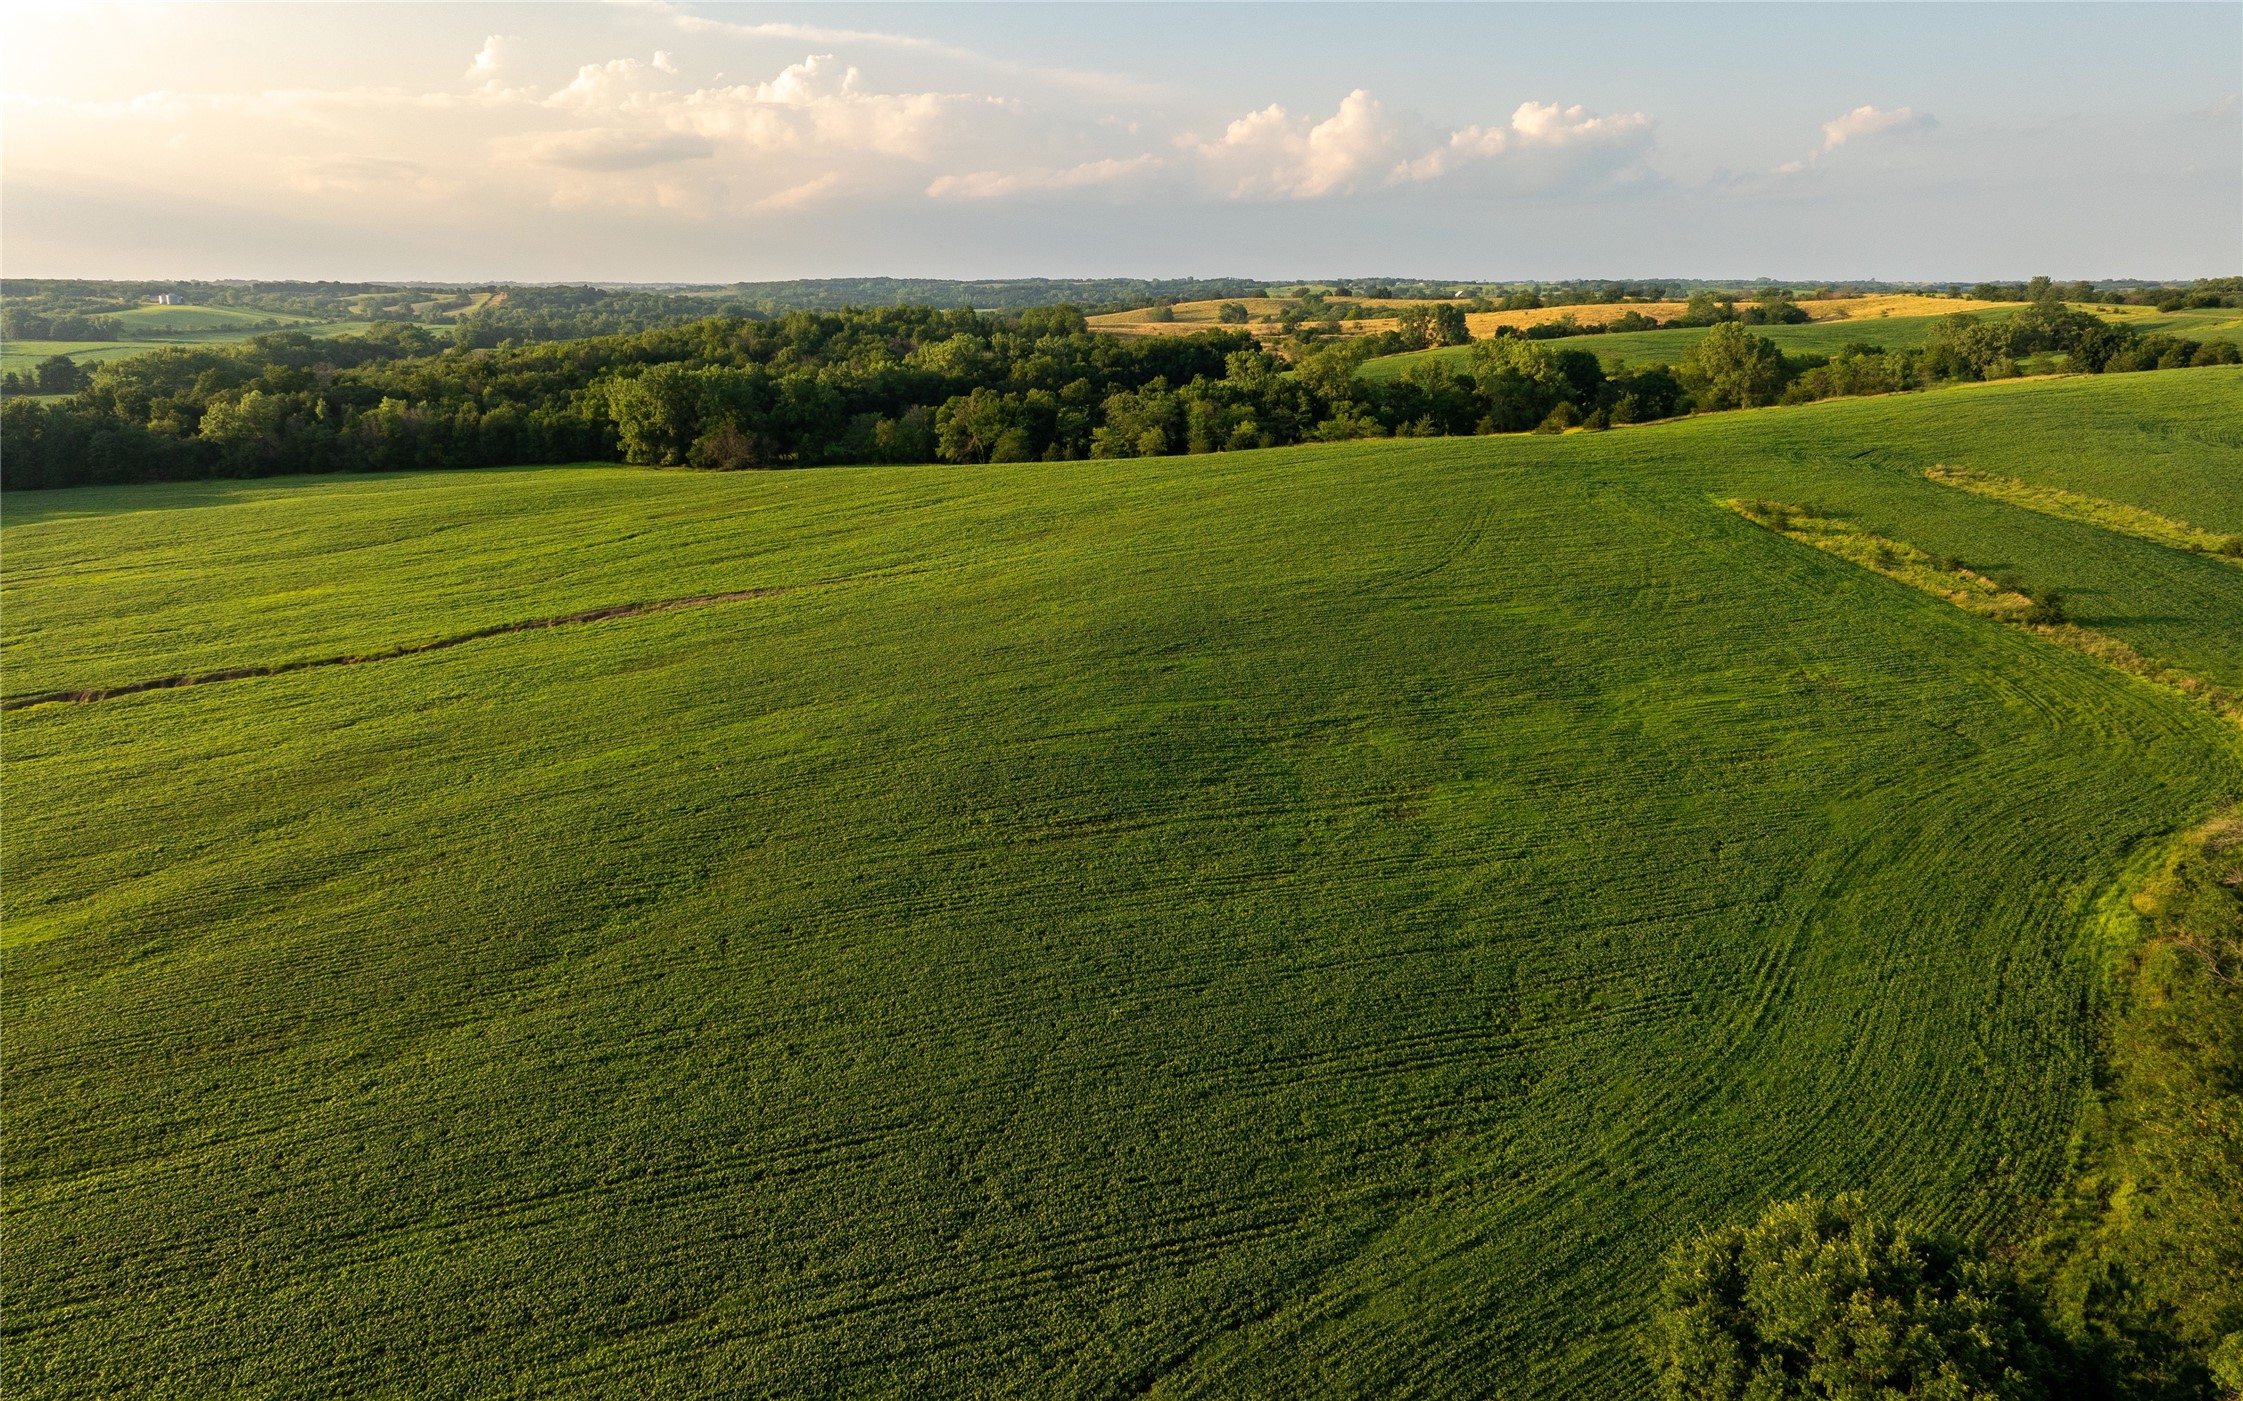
[{"left": 7, "top": 368, "right": 2241, "bottom": 1397}]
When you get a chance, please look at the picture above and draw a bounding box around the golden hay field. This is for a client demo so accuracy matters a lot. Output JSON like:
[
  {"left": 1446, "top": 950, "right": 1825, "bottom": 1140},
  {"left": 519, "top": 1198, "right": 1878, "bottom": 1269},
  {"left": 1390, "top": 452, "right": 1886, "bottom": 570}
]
[
  {"left": 1088, "top": 291, "right": 2015, "bottom": 339},
  {"left": 1463, "top": 293, "right": 2008, "bottom": 336}
]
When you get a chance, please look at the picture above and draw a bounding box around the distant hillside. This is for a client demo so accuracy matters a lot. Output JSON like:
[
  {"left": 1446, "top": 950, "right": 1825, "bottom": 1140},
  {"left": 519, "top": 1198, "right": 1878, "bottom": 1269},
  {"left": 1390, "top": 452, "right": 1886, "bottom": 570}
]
[{"left": 715, "top": 277, "right": 1270, "bottom": 312}]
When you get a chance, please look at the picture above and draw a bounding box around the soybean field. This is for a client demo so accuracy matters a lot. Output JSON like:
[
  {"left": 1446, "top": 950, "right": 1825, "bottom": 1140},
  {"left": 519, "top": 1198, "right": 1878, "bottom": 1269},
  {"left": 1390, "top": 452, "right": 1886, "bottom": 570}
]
[{"left": 6, "top": 368, "right": 2241, "bottom": 1398}]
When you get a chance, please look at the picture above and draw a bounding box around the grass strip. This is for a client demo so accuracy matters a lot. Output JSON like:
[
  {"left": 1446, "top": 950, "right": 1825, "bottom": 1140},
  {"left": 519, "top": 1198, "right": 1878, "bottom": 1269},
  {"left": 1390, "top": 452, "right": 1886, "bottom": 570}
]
[
  {"left": 1925, "top": 465, "right": 2243, "bottom": 564},
  {"left": 2031, "top": 806, "right": 2243, "bottom": 1390},
  {"left": 1727, "top": 498, "right": 2243, "bottom": 728}
]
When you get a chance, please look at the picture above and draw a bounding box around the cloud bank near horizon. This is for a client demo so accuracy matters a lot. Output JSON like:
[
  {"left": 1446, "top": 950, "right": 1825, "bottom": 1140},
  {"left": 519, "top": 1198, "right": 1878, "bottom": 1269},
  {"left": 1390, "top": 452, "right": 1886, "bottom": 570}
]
[{"left": 1, "top": 3, "right": 2235, "bottom": 280}]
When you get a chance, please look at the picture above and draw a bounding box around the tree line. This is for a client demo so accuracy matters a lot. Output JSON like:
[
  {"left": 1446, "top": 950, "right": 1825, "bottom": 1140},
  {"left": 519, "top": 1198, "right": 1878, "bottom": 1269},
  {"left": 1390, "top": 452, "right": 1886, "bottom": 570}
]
[
  {"left": 1, "top": 308, "right": 124, "bottom": 342},
  {"left": 1963, "top": 276, "right": 2243, "bottom": 309},
  {"left": 0, "top": 303, "right": 1677, "bottom": 488},
  {"left": 3, "top": 301, "right": 2235, "bottom": 491}
]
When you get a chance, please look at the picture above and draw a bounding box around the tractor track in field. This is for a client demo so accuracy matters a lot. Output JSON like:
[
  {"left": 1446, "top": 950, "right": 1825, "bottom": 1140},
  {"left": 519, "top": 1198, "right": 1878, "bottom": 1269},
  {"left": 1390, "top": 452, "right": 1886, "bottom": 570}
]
[{"left": 2, "top": 586, "right": 790, "bottom": 712}]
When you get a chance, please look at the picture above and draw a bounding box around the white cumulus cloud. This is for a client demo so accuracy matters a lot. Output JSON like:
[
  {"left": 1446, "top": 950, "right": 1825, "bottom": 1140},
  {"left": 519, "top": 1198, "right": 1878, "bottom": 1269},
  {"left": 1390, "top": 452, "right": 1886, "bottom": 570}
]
[
  {"left": 466, "top": 35, "right": 512, "bottom": 87},
  {"left": 1177, "top": 91, "right": 1654, "bottom": 200},
  {"left": 1821, "top": 104, "right": 1936, "bottom": 149},
  {"left": 1774, "top": 103, "right": 1938, "bottom": 177},
  {"left": 1397, "top": 101, "right": 1654, "bottom": 183},
  {"left": 1182, "top": 89, "right": 1413, "bottom": 198}
]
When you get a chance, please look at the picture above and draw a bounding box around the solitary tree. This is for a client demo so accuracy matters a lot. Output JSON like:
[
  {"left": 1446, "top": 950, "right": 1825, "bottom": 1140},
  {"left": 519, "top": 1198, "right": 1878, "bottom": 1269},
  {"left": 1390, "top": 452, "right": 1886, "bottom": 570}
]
[
  {"left": 1429, "top": 303, "right": 1472, "bottom": 347},
  {"left": 1678, "top": 322, "right": 1786, "bottom": 410}
]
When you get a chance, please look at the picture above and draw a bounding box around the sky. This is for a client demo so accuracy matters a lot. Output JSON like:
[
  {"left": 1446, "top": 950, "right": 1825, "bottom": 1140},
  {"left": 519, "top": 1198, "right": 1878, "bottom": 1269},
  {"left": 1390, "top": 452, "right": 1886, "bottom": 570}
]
[{"left": 3, "top": 2, "right": 2237, "bottom": 283}]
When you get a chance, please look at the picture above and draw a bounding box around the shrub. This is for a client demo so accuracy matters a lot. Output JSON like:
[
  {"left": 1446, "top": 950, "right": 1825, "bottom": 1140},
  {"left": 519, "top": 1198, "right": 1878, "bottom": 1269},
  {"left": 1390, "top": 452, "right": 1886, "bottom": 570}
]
[
  {"left": 2023, "top": 589, "right": 2068, "bottom": 626},
  {"left": 1534, "top": 401, "right": 1581, "bottom": 433},
  {"left": 1652, "top": 1193, "right": 2069, "bottom": 1400},
  {"left": 687, "top": 422, "right": 763, "bottom": 470}
]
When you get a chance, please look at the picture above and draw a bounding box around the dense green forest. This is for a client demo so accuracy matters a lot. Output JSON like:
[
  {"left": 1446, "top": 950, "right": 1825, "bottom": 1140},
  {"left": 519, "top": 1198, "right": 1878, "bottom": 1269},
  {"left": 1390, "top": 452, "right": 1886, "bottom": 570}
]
[{"left": 4, "top": 294, "right": 2237, "bottom": 490}]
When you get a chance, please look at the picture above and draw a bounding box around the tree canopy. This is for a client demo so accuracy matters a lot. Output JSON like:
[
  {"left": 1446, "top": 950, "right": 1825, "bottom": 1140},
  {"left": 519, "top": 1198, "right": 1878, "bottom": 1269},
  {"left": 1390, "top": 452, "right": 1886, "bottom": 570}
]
[{"left": 1653, "top": 1194, "right": 2071, "bottom": 1401}]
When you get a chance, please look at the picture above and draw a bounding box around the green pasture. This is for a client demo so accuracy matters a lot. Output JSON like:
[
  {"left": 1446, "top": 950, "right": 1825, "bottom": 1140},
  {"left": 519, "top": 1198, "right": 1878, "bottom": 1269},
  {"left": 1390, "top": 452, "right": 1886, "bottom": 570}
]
[
  {"left": 6, "top": 368, "right": 2242, "bottom": 1397},
  {"left": 104, "top": 303, "right": 315, "bottom": 334},
  {"left": 0, "top": 341, "right": 150, "bottom": 376},
  {"left": 2112, "top": 304, "right": 2243, "bottom": 346},
  {"left": 1363, "top": 305, "right": 2243, "bottom": 384},
  {"left": 1360, "top": 310, "right": 2014, "bottom": 381},
  {"left": 2, "top": 317, "right": 441, "bottom": 377}
]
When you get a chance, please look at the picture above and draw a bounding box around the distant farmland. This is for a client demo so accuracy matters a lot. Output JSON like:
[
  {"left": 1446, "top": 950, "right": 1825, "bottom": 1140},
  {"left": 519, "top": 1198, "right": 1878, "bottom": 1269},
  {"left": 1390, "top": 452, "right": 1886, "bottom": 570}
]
[
  {"left": 8, "top": 368, "right": 2239, "bottom": 1397},
  {"left": 1087, "top": 290, "right": 2016, "bottom": 341},
  {"left": 1357, "top": 310, "right": 2019, "bottom": 379},
  {"left": 1358, "top": 303, "right": 2243, "bottom": 382},
  {"left": 0, "top": 305, "right": 438, "bottom": 376}
]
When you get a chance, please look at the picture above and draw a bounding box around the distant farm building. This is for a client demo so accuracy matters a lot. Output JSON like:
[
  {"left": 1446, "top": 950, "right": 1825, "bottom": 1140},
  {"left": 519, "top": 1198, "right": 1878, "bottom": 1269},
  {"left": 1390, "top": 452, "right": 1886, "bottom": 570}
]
[{"left": 152, "top": 293, "right": 183, "bottom": 305}]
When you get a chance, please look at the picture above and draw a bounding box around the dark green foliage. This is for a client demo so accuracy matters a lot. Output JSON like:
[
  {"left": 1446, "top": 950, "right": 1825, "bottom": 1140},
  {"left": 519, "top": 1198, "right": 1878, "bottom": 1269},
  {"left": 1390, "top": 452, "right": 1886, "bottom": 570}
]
[
  {"left": 1679, "top": 322, "right": 1788, "bottom": 410},
  {"left": 1922, "top": 303, "right": 2137, "bottom": 379},
  {"left": 1679, "top": 291, "right": 1742, "bottom": 327},
  {"left": 1, "top": 306, "right": 120, "bottom": 341},
  {"left": 446, "top": 285, "right": 767, "bottom": 344},
  {"left": 1782, "top": 343, "right": 1914, "bottom": 402},
  {"left": 1740, "top": 291, "right": 1813, "bottom": 326},
  {"left": 2024, "top": 589, "right": 2069, "bottom": 626},
  {"left": 1428, "top": 302, "right": 1472, "bottom": 346},
  {"left": 32, "top": 354, "right": 89, "bottom": 394},
  {"left": 1653, "top": 1195, "right": 2070, "bottom": 1400},
  {"left": 7, "top": 291, "right": 2235, "bottom": 494},
  {"left": 0, "top": 309, "right": 1261, "bottom": 487},
  {"left": 1534, "top": 400, "right": 1581, "bottom": 433}
]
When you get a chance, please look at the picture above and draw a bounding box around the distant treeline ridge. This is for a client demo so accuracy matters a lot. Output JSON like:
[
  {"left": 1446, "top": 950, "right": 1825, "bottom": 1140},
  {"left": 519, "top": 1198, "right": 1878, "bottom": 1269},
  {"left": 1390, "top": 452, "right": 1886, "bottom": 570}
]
[{"left": 3, "top": 297, "right": 2236, "bottom": 490}]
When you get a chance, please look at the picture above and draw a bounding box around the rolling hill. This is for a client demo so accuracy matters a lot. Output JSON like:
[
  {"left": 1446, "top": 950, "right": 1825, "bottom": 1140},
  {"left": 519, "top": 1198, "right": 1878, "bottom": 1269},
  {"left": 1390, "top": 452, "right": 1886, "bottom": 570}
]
[
  {"left": 6, "top": 368, "right": 2240, "bottom": 1397},
  {"left": 1359, "top": 303, "right": 2243, "bottom": 382},
  {"left": 1089, "top": 292, "right": 2016, "bottom": 344}
]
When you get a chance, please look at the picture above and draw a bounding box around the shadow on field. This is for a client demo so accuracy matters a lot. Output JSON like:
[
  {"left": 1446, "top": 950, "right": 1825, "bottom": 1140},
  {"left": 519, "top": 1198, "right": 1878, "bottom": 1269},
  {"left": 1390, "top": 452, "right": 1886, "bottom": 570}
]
[{"left": 0, "top": 463, "right": 630, "bottom": 527}]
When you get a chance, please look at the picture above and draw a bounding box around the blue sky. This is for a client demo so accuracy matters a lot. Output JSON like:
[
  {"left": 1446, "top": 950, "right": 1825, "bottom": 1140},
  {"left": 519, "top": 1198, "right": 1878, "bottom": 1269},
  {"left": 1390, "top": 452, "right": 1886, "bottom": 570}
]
[{"left": 4, "top": 2, "right": 2236, "bottom": 282}]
